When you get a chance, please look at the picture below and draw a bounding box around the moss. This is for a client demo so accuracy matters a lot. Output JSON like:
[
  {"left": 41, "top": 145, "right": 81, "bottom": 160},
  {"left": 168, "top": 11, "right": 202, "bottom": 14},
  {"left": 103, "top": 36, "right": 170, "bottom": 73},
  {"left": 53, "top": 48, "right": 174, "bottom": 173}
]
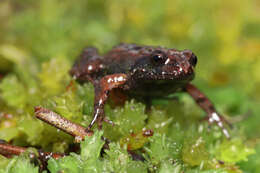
[
  {"left": 1, "top": 155, "right": 39, "bottom": 173},
  {"left": 182, "top": 137, "right": 209, "bottom": 166},
  {"left": 0, "top": 75, "right": 27, "bottom": 109},
  {"left": 215, "top": 138, "right": 255, "bottom": 163}
]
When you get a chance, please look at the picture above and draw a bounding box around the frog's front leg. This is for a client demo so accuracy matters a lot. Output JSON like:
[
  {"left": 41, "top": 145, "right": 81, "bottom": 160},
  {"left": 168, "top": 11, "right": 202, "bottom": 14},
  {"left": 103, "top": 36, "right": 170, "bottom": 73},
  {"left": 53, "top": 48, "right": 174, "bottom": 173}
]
[
  {"left": 185, "top": 83, "right": 230, "bottom": 138},
  {"left": 86, "top": 73, "right": 128, "bottom": 132}
]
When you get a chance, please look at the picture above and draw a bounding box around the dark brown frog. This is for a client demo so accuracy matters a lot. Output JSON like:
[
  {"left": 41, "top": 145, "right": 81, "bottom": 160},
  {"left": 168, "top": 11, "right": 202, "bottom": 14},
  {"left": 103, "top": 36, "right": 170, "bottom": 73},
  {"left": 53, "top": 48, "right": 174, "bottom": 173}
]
[{"left": 70, "top": 43, "right": 230, "bottom": 138}]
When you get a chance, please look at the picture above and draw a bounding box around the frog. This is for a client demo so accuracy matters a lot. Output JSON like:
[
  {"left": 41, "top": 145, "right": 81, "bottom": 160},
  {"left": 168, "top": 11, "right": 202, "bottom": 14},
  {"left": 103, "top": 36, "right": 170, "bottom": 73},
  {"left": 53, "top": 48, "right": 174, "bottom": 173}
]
[{"left": 70, "top": 43, "right": 230, "bottom": 138}]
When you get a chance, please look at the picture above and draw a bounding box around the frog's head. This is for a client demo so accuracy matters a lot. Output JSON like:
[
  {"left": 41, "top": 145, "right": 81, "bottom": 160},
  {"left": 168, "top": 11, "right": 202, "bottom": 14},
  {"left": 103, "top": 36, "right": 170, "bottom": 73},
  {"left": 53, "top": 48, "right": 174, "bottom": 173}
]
[{"left": 132, "top": 48, "right": 197, "bottom": 82}]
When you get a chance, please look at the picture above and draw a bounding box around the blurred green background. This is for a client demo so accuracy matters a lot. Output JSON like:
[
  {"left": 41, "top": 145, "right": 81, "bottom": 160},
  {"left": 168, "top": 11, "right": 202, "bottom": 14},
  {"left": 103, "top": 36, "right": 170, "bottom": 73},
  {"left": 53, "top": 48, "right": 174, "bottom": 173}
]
[{"left": 0, "top": 0, "right": 259, "bottom": 172}]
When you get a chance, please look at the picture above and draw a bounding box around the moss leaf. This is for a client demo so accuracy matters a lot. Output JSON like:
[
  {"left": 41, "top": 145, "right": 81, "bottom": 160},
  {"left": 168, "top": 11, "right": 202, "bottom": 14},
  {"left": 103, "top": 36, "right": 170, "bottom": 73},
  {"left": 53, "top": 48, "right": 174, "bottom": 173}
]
[
  {"left": 145, "top": 133, "right": 181, "bottom": 166},
  {"left": 48, "top": 153, "right": 82, "bottom": 173},
  {"left": 4, "top": 156, "right": 38, "bottom": 173},
  {"left": 0, "top": 75, "right": 27, "bottom": 109},
  {"left": 38, "top": 58, "right": 70, "bottom": 96},
  {"left": 104, "top": 143, "right": 147, "bottom": 173},
  {"left": 80, "top": 130, "right": 104, "bottom": 161},
  {"left": 215, "top": 138, "right": 255, "bottom": 163}
]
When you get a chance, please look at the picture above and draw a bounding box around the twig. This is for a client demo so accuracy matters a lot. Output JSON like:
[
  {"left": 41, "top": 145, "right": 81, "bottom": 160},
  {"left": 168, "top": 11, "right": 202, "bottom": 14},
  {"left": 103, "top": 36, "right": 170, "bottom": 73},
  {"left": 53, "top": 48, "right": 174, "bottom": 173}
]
[
  {"left": 0, "top": 142, "right": 26, "bottom": 157},
  {"left": 34, "top": 106, "right": 92, "bottom": 142},
  {"left": 0, "top": 142, "right": 64, "bottom": 160}
]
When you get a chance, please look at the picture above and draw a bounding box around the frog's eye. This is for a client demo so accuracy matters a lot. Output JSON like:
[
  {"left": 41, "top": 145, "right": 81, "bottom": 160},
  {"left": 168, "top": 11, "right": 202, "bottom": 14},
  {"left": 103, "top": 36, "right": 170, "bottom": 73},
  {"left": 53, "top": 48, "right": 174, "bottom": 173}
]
[
  {"left": 151, "top": 50, "right": 167, "bottom": 64},
  {"left": 152, "top": 53, "right": 167, "bottom": 64},
  {"left": 152, "top": 54, "right": 163, "bottom": 62}
]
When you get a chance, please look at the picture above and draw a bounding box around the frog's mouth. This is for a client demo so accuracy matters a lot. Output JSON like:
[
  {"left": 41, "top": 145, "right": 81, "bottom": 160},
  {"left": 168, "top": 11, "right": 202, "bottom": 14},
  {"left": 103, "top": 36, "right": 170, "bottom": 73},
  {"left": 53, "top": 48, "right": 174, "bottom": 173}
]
[
  {"left": 137, "top": 71, "right": 194, "bottom": 83},
  {"left": 151, "top": 72, "right": 195, "bottom": 81},
  {"left": 149, "top": 65, "right": 195, "bottom": 81},
  {"left": 132, "top": 65, "right": 195, "bottom": 82}
]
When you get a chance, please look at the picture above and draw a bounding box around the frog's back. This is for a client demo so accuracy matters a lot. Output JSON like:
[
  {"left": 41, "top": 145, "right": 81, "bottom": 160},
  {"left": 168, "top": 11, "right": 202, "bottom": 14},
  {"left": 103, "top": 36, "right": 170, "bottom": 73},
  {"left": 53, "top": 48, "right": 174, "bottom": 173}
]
[
  {"left": 103, "top": 43, "right": 154, "bottom": 74},
  {"left": 70, "top": 43, "right": 154, "bottom": 82}
]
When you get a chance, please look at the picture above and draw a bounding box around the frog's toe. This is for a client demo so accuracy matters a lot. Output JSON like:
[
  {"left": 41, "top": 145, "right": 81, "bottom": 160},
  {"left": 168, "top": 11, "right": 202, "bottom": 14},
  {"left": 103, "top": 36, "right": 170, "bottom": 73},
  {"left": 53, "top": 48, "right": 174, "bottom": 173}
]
[
  {"left": 206, "top": 112, "right": 231, "bottom": 139},
  {"left": 103, "top": 117, "right": 115, "bottom": 126},
  {"left": 96, "top": 116, "right": 114, "bottom": 130}
]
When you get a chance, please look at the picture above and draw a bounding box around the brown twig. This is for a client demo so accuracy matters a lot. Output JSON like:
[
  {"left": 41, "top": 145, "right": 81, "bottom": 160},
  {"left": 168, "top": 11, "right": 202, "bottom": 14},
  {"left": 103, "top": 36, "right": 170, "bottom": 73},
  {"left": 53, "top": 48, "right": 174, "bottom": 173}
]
[
  {"left": 0, "top": 142, "right": 64, "bottom": 160},
  {"left": 34, "top": 106, "right": 93, "bottom": 142},
  {"left": 0, "top": 141, "right": 64, "bottom": 172},
  {"left": 0, "top": 142, "right": 26, "bottom": 157}
]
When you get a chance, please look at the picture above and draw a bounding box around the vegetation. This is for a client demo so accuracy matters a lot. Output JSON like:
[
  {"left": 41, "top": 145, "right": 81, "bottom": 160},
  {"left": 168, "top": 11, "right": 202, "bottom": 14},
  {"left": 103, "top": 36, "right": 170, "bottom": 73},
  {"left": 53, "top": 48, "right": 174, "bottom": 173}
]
[{"left": 0, "top": 0, "right": 259, "bottom": 172}]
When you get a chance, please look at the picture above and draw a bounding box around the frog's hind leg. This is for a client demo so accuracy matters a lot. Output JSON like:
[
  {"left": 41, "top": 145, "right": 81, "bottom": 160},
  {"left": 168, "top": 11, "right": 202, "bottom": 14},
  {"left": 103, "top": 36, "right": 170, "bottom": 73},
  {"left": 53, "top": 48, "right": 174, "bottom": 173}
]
[
  {"left": 184, "top": 83, "right": 231, "bottom": 138},
  {"left": 70, "top": 47, "right": 103, "bottom": 83},
  {"left": 86, "top": 73, "right": 128, "bottom": 132}
]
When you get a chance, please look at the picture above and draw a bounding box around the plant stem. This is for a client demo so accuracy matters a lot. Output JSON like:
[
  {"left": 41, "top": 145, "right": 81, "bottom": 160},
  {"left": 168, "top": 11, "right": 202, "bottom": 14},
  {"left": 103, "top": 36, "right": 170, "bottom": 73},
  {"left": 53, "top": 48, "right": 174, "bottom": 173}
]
[{"left": 0, "top": 142, "right": 64, "bottom": 160}]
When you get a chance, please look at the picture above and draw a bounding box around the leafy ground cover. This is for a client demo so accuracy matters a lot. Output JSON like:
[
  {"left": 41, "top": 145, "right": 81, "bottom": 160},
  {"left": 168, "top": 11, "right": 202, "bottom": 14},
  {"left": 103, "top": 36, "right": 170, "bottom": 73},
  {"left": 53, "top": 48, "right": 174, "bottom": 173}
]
[{"left": 0, "top": 0, "right": 259, "bottom": 172}]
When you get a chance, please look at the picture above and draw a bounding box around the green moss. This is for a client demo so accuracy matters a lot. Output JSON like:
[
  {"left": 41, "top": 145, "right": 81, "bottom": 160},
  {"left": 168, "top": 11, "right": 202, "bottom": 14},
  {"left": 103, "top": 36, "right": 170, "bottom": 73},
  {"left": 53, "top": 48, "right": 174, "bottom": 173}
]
[
  {"left": 158, "top": 162, "right": 183, "bottom": 173},
  {"left": 182, "top": 137, "right": 209, "bottom": 166},
  {"left": 1, "top": 155, "right": 38, "bottom": 173},
  {"left": 103, "top": 100, "right": 147, "bottom": 140},
  {"left": 239, "top": 143, "right": 260, "bottom": 173},
  {"left": 47, "top": 131, "right": 105, "bottom": 173},
  {"left": 144, "top": 133, "right": 182, "bottom": 169},
  {"left": 104, "top": 143, "right": 147, "bottom": 173},
  {"left": 0, "top": 155, "right": 10, "bottom": 170},
  {"left": 47, "top": 131, "right": 147, "bottom": 173},
  {"left": 18, "top": 116, "right": 44, "bottom": 145},
  {"left": 48, "top": 154, "right": 82, "bottom": 173},
  {"left": 147, "top": 108, "right": 173, "bottom": 134},
  {"left": 38, "top": 58, "right": 70, "bottom": 96},
  {"left": 0, "top": 127, "right": 19, "bottom": 142},
  {"left": 215, "top": 138, "right": 255, "bottom": 163},
  {"left": 120, "top": 130, "right": 150, "bottom": 150},
  {"left": 80, "top": 131, "right": 104, "bottom": 160},
  {"left": 0, "top": 75, "right": 27, "bottom": 109}
]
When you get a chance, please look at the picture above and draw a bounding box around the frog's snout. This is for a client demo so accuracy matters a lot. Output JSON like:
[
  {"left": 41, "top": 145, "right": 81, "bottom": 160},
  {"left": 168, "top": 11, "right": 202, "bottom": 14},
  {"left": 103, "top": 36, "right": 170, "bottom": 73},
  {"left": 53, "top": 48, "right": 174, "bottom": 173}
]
[
  {"left": 182, "top": 50, "right": 197, "bottom": 67},
  {"left": 189, "top": 53, "right": 197, "bottom": 67}
]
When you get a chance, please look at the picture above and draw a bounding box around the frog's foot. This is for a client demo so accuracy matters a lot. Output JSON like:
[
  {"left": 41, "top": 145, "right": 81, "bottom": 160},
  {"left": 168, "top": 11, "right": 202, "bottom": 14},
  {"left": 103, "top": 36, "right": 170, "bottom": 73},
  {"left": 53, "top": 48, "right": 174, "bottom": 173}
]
[
  {"left": 185, "top": 83, "right": 231, "bottom": 139},
  {"left": 202, "top": 113, "right": 232, "bottom": 127},
  {"left": 205, "top": 112, "right": 231, "bottom": 139},
  {"left": 103, "top": 117, "right": 115, "bottom": 126}
]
